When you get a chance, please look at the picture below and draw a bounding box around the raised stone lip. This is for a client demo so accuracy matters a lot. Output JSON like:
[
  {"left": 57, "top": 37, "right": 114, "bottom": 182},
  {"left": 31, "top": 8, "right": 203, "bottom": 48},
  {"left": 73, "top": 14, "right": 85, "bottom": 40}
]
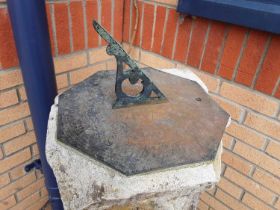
[{"left": 53, "top": 68, "right": 230, "bottom": 176}]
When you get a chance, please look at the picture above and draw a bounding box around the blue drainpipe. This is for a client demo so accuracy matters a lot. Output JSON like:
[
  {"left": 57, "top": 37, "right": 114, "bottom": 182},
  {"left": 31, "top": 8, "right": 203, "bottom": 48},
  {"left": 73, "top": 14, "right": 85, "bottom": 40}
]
[{"left": 7, "top": 0, "right": 64, "bottom": 209}]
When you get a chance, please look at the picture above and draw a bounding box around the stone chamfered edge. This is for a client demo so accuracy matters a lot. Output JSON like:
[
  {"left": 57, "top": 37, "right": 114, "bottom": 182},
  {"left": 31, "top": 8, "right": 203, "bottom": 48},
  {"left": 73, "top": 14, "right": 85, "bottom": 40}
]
[{"left": 45, "top": 68, "right": 231, "bottom": 210}]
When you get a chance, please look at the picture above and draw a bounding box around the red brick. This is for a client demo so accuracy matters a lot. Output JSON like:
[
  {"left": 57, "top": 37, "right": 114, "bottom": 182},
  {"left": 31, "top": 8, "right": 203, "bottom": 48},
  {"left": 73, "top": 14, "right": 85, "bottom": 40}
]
[
  {"left": 255, "top": 35, "right": 280, "bottom": 95},
  {"left": 0, "top": 173, "right": 10, "bottom": 188},
  {"left": 0, "top": 89, "right": 18, "bottom": 108},
  {"left": 152, "top": 6, "right": 166, "bottom": 54},
  {"left": 226, "top": 121, "right": 266, "bottom": 149},
  {"left": 0, "top": 68, "right": 23, "bottom": 90},
  {"left": 35, "top": 170, "right": 44, "bottom": 179},
  {"left": 31, "top": 144, "right": 39, "bottom": 156},
  {"left": 9, "top": 192, "right": 40, "bottom": 210},
  {"left": 132, "top": 1, "right": 143, "bottom": 46},
  {"left": 173, "top": 17, "right": 192, "bottom": 63},
  {"left": 225, "top": 167, "right": 275, "bottom": 205},
  {"left": 40, "top": 187, "right": 48, "bottom": 197},
  {"left": 56, "top": 73, "right": 68, "bottom": 90},
  {"left": 211, "top": 93, "right": 243, "bottom": 121},
  {"left": 0, "top": 8, "right": 18, "bottom": 69},
  {"left": 200, "top": 192, "right": 228, "bottom": 210},
  {"left": 215, "top": 189, "right": 249, "bottom": 210},
  {"left": 201, "top": 21, "right": 226, "bottom": 74},
  {"left": 70, "top": 63, "right": 106, "bottom": 84},
  {"left": 25, "top": 117, "right": 34, "bottom": 131},
  {"left": 142, "top": 3, "right": 154, "bottom": 50},
  {"left": 274, "top": 84, "right": 280, "bottom": 99},
  {"left": 217, "top": 177, "right": 243, "bottom": 199},
  {"left": 235, "top": 31, "right": 268, "bottom": 86},
  {"left": 3, "top": 131, "right": 36, "bottom": 155},
  {"left": 265, "top": 140, "right": 280, "bottom": 160},
  {"left": 86, "top": 0, "right": 99, "bottom": 48},
  {"left": 222, "top": 133, "right": 233, "bottom": 150},
  {"left": 187, "top": 18, "right": 209, "bottom": 68},
  {"left": 0, "top": 103, "right": 30, "bottom": 126},
  {"left": 275, "top": 198, "right": 280, "bottom": 209},
  {"left": 46, "top": 4, "right": 55, "bottom": 56},
  {"left": 70, "top": 1, "right": 85, "bottom": 51},
  {"left": 0, "top": 121, "right": 25, "bottom": 144},
  {"left": 0, "top": 195, "right": 16, "bottom": 210},
  {"left": 54, "top": 51, "right": 87, "bottom": 73},
  {"left": 123, "top": 0, "right": 131, "bottom": 42},
  {"left": 161, "top": 9, "right": 178, "bottom": 58},
  {"left": 129, "top": 0, "right": 136, "bottom": 44},
  {"left": 9, "top": 162, "right": 28, "bottom": 181},
  {"left": 220, "top": 82, "right": 278, "bottom": 117},
  {"left": 0, "top": 148, "right": 31, "bottom": 175},
  {"left": 252, "top": 168, "right": 280, "bottom": 195},
  {"left": 16, "top": 178, "right": 45, "bottom": 201},
  {"left": 222, "top": 150, "right": 253, "bottom": 175},
  {"left": 18, "top": 86, "right": 27, "bottom": 101},
  {"left": 114, "top": 0, "right": 124, "bottom": 42},
  {"left": 193, "top": 71, "right": 220, "bottom": 93},
  {"left": 218, "top": 26, "right": 247, "bottom": 80},
  {"left": 242, "top": 193, "right": 274, "bottom": 210},
  {"left": 244, "top": 112, "right": 280, "bottom": 141},
  {"left": 234, "top": 141, "right": 280, "bottom": 177},
  {"left": 88, "top": 47, "right": 111, "bottom": 63},
  {"left": 197, "top": 200, "right": 209, "bottom": 210},
  {"left": 101, "top": 0, "right": 112, "bottom": 45},
  {"left": 44, "top": 203, "right": 52, "bottom": 210},
  {"left": 54, "top": 3, "right": 71, "bottom": 55},
  {"left": 26, "top": 196, "right": 48, "bottom": 210},
  {"left": 140, "top": 50, "right": 175, "bottom": 69}
]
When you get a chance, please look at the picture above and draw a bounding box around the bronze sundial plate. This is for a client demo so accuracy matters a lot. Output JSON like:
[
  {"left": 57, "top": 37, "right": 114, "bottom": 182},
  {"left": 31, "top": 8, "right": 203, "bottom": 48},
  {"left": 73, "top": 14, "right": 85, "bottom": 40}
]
[{"left": 57, "top": 68, "right": 229, "bottom": 176}]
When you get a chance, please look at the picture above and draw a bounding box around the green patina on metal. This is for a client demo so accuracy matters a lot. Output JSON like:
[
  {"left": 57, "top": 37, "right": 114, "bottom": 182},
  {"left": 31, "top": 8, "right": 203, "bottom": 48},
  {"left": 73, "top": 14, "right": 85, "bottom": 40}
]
[{"left": 93, "top": 20, "right": 167, "bottom": 109}]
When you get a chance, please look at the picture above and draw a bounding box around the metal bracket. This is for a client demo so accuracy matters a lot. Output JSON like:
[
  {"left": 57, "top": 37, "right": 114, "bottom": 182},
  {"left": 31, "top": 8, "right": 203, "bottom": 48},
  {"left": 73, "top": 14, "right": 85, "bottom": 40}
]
[
  {"left": 25, "top": 159, "right": 42, "bottom": 173},
  {"left": 93, "top": 21, "right": 167, "bottom": 109}
]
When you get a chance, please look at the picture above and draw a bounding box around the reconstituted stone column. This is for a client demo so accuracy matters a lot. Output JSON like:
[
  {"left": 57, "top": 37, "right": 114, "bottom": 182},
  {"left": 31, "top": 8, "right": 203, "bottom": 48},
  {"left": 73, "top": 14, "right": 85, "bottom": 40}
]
[{"left": 46, "top": 68, "right": 230, "bottom": 210}]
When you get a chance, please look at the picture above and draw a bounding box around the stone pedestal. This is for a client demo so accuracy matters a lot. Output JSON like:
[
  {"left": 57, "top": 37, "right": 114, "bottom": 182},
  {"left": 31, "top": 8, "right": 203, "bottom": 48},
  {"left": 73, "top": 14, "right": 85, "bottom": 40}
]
[{"left": 46, "top": 68, "right": 230, "bottom": 210}]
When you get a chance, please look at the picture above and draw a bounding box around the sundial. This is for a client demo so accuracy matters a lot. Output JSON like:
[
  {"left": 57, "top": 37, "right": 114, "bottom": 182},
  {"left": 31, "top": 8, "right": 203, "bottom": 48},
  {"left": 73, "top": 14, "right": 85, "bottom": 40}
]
[
  {"left": 56, "top": 21, "right": 229, "bottom": 176},
  {"left": 93, "top": 21, "right": 167, "bottom": 108}
]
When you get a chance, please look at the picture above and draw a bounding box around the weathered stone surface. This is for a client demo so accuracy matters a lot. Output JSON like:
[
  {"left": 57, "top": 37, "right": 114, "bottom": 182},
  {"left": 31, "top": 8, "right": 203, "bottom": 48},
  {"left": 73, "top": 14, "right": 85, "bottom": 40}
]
[
  {"left": 56, "top": 68, "right": 229, "bottom": 175},
  {"left": 46, "top": 68, "right": 230, "bottom": 210}
]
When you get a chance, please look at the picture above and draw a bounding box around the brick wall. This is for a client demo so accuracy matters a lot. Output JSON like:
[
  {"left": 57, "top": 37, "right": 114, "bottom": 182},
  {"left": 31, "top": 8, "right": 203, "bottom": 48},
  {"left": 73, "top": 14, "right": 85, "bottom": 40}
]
[
  {"left": 0, "top": 0, "right": 121, "bottom": 209},
  {"left": 123, "top": 0, "right": 280, "bottom": 209},
  {"left": 1, "top": 0, "right": 280, "bottom": 209}
]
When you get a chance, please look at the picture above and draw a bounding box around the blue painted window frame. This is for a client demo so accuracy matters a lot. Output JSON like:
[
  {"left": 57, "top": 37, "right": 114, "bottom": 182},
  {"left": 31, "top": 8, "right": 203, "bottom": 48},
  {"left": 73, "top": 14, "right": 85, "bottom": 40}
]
[{"left": 177, "top": 0, "right": 280, "bottom": 34}]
